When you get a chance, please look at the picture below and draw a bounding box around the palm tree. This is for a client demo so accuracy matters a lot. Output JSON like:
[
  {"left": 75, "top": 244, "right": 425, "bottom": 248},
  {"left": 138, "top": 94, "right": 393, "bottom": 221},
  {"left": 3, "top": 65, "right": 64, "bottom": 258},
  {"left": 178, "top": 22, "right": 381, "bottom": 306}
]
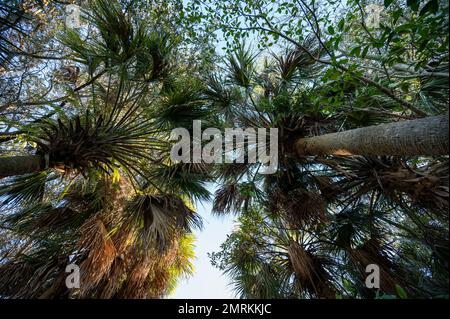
[
  {"left": 295, "top": 114, "right": 448, "bottom": 156},
  {"left": 1, "top": 0, "right": 448, "bottom": 300},
  {"left": 0, "top": 174, "right": 200, "bottom": 298},
  {"left": 211, "top": 208, "right": 345, "bottom": 299},
  {"left": 0, "top": 0, "right": 212, "bottom": 299},
  {"left": 208, "top": 40, "right": 448, "bottom": 298},
  {"left": 0, "top": 107, "right": 163, "bottom": 178}
]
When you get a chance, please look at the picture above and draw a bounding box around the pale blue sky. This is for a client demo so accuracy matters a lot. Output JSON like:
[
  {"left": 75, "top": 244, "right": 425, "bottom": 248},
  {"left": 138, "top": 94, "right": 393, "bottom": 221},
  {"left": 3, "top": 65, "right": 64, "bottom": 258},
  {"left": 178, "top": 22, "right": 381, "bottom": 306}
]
[
  {"left": 171, "top": 194, "right": 237, "bottom": 299},
  {"left": 171, "top": 1, "right": 245, "bottom": 299}
]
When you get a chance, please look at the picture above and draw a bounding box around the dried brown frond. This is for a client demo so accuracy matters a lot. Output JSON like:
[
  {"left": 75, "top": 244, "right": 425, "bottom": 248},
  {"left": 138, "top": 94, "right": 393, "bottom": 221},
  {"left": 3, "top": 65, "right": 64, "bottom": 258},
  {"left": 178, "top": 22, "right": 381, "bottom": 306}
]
[
  {"left": 78, "top": 217, "right": 117, "bottom": 297},
  {"left": 31, "top": 207, "right": 79, "bottom": 231},
  {"left": 287, "top": 240, "right": 335, "bottom": 298},
  {"left": 348, "top": 236, "right": 404, "bottom": 295},
  {"left": 334, "top": 156, "right": 449, "bottom": 215},
  {"left": 117, "top": 256, "right": 155, "bottom": 299},
  {"left": 212, "top": 183, "right": 245, "bottom": 215},
  {"left": 146, "top": 266, "right": 171, "bottom": 298},
  {"left": 0, "top": 261, "right": 37, "bottom": 297},
  {"left": 270, "top": 188, "right": 327, "bottom": 228},
  {"left": 123, "top": 193, "right": 202, "bottom": 251},
  {"left": 98, "top": 253, "right": 129, "bottom": 299},
  {"left": 313, "top": 175, "right": 343, "bottom": 201}
]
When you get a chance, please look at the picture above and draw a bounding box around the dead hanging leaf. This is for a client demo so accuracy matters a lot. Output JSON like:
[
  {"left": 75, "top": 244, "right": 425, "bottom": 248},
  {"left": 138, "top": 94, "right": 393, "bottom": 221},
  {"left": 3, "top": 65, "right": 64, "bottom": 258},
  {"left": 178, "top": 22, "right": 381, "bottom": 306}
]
[
  {"left": 124, "top": 194, "right": 202, "bottom": 252},
  {"left": 287, "top": 240, "right": 335, "bottom": 298},
  {"left": 348, "top": 237, "right": 401, "bottom": 295},
  {"left": 117, "top": 256, "right": 155, "bottom": 299},
  {"left": 287, "top": 240, "right": 315, "bottom": 285},
  {"left": 78, "top": 217, "right": 117, "bottom": 297},
  {"left": 278, "top": 189, "right": 327, "bottom": 227}
]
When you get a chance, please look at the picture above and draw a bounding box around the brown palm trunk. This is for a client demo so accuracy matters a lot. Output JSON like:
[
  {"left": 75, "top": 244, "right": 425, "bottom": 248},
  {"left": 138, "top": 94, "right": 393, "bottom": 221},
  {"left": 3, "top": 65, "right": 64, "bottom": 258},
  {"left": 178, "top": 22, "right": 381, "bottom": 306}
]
[
  {"left": 0, "top": 155, "right": 44, "bottom": 178},
  {"left": 295, "top": 114, "right": 448, "bottom": 156}
]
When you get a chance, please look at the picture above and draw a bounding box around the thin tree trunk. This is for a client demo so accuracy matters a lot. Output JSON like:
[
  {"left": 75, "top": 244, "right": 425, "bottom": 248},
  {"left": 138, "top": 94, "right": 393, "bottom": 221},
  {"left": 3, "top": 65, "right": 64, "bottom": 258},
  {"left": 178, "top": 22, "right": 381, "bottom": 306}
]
[
  {"left": 0, "top": 155, "right": 44, "bottom": 178},
  {"left": 295, "top": 114, "right": 449, "bottom": 156}
]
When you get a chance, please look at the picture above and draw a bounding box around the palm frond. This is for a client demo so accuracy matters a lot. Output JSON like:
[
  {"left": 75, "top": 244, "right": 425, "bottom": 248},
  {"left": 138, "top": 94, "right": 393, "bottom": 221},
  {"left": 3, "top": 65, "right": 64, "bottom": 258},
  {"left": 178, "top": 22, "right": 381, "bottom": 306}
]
[
  {"left": 287, "top": 240, "right": 336, "bottom": 299},
  {"left": 0, "top": 171, "right": 52, "bottom": 207},
  {"left": 28, "top": 108, "right": 161, "bottom": 180},
  {"left": 147, "top": 162, "right": 211, "bottom": 202},
  {"left": 78, "top": 216, "right": 117, "bottom": 297},
  {"left": 225, "top": 41, "right": 256, "bottom": 88},
  {"left": 123, "top": 194, "right": 202, "bottom": 251}
]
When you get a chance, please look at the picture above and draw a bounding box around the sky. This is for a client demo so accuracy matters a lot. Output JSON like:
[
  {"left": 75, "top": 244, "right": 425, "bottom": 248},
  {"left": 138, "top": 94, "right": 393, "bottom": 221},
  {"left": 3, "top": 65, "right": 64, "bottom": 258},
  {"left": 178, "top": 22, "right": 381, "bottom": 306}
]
[{"left": 171, "top": 195, "right": 236, "bottom": 299}]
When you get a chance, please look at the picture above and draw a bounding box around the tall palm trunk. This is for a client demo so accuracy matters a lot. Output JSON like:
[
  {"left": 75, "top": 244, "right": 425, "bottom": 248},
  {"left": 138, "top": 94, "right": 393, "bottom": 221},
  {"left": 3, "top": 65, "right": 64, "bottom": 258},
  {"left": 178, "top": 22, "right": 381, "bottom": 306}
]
[
  {"left": 0, "top": 155, "right": 44, "bottom": 178},
  {"left": 295, "top": 114, "right": 448, "bottom": 156}
]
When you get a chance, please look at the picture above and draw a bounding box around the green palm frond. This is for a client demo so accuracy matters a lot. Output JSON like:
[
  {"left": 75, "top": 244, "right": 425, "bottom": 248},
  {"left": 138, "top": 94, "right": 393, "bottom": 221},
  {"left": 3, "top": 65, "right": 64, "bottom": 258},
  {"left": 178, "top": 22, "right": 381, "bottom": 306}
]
[
  {"left": 59, "top": 29, "right": 102, "bottom": 73},
  {"left": 228, "top": 259, "right": 287, "bottom": 299},
  {"left": 61, "top": 0, "right": 177, "bottom": 81},
  {"left": 328, "top": 203, "right": 374, "bottom": 249},
  {"left": 212, "top": 183, "right": 244, "bottom": 216},
  {"left": 152, "top": 77, "right": 209, "bottom": 129},
  {"left": 272, "top": 36, "right": 323, "bottom": 84},
  {"left": 212, "top": 182, "right": 262, "bottom": 216},
  {"left": 225, "top": 41, "right": 256, "bottom": 88},
  {"left": 2, "top": 203, "right": 77, "bottom": 236},
  {"left": 274, "top": 49, "right": 302, "bottom": 83},
  {"left": 204, "top": 73, "right": 243, "bottom": 119},
  {"left": 28, "top": 108, "right": 162, "bottom": 180},
  {"left": 89, "top": 0, "right": 135, "bottom": 60},
  {"left": 0, "top": 171, "right": 53, "bottom": 206},
  {"left": 145, "top": 30, "right": 177, "bottom": 81},
  {"left": 274, "top": 46, "right": 323, "bottom": 83},
  {"left": 164, "top": 233, "right": 197, "bottom": 296},
  {"left": 147, "top": 162, "right": 211, "bottom": 202},
  {"left": 419, "top": 76, "right": 449, "bottom": 113}
]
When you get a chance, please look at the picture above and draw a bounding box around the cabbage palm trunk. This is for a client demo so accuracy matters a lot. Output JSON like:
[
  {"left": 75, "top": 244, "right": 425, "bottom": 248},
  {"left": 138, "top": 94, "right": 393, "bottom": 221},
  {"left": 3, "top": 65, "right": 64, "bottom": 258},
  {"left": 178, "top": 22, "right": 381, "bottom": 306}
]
[
  {"left": 0, "top": 155, "right": 44, "bottom": 178},
  {"left": 295, "top": 114, "right": 448, "bottom": 156}
]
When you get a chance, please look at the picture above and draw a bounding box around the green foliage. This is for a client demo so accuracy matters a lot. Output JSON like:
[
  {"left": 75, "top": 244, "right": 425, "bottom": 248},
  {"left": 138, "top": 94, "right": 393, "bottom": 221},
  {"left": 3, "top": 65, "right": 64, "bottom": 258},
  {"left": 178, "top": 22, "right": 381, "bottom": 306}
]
[
  {"left": 225, "top": 42, "right": 257, "bottom": 88},
  {"left": 0, "top": 0, "right": 448, "bottom": 300},
  {"left": 195, "top": 1, "right": 449, "bottom": 298},
  {"left": 0, "top": 0, "right": 207, "bottom": 299}
]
